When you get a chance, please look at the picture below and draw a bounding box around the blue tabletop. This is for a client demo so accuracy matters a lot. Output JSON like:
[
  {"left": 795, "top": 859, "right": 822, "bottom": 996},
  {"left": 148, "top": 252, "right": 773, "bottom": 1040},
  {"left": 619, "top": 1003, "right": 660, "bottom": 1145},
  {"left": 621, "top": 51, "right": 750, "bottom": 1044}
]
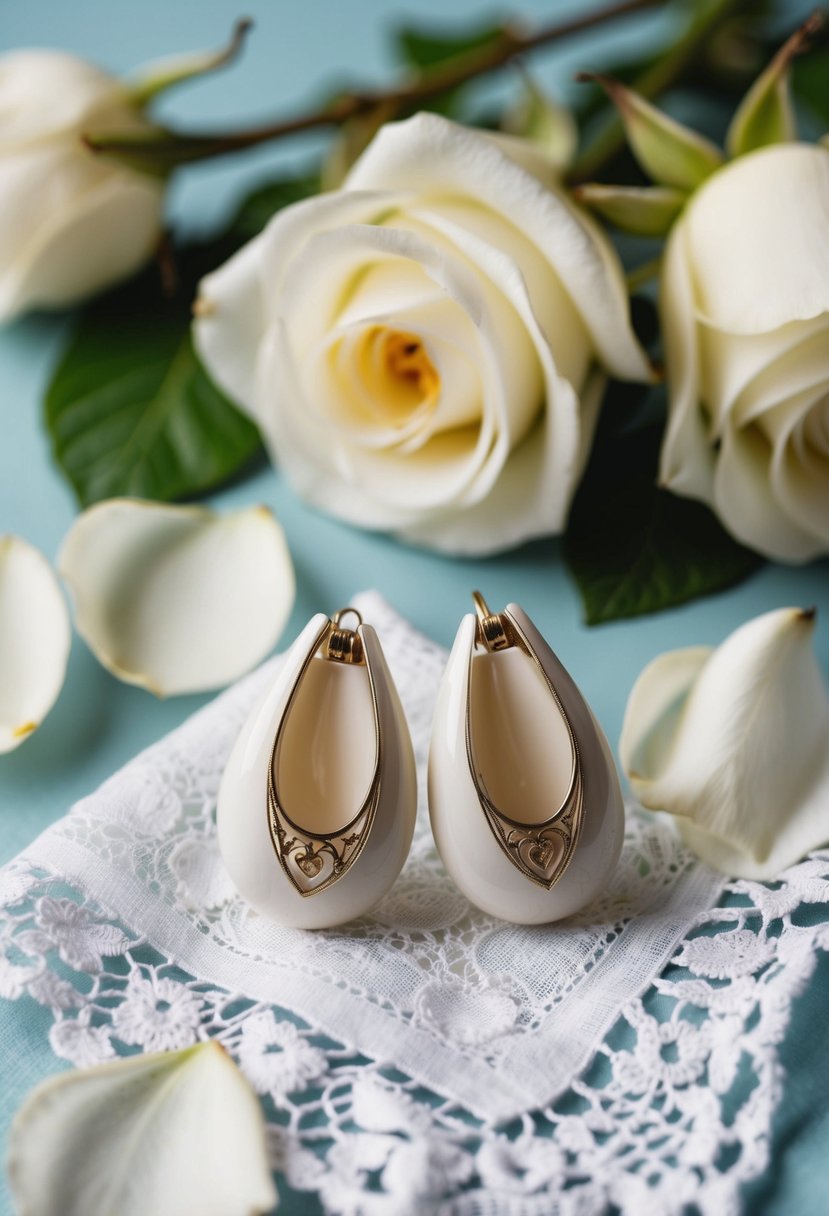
[{"left": 1, "top": 3, "right": 828, "bottom": 1214}]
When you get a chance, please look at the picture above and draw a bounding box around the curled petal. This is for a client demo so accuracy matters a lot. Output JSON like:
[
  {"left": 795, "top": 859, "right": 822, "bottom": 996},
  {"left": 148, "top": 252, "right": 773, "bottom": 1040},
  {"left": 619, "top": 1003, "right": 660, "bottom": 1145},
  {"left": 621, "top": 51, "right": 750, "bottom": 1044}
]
[
  {"left": 346, "top": 112, "right": 650, "bottom": 382},
  {"left": 658, "top": 221, "right": 715, "bottom": 503},
  {"left": 193, "top": 232, "right": 268, "bottom": 419},
  {"left": 621, "top": 607, "right": 829, "bottom": 878},
  {"left": 684, "top": 143, "right": 829, "bottom": 334},
  {"left": 193, "top": 111, "right": 650, "bottom": 556},
  {"left": 712, "top": 401, "right": 827, "bottom": 563},
  {"left": 59, "top": 499, "right": 294, "bottom": 696},
  {"left": 7, "top": 1042, "right": 277, "bottom": 1216},
  {"left": 0, "top": 536, "right": 71, "bottom": 753},
  {"left": 0, "top": 51, "right": 129, "bottom": 144},
  {"left": 0, "top": 142, "right": 163, "bottom": 321}
]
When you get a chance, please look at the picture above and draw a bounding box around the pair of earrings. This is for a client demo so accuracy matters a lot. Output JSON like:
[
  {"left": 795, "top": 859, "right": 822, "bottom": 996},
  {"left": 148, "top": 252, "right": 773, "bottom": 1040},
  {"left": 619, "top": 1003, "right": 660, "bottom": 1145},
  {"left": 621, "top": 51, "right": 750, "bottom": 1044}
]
[{"left": 218, "top": 594, "right": 624, "bottom": 930}]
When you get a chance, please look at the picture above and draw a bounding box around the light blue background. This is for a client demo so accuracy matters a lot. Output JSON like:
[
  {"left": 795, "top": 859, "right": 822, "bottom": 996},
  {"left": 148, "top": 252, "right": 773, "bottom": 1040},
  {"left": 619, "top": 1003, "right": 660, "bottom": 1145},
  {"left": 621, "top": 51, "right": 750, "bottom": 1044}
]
[{"left": 1, "top": 2, "right": 828, "bottom": 1213}]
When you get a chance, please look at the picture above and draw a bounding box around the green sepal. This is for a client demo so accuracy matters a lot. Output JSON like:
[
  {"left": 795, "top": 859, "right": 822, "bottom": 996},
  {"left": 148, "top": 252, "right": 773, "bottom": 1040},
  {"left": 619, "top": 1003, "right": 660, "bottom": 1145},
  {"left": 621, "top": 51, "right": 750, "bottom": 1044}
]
[
  {"left": 125, "top": 19, "right": 252, "bottom": 107},
  {"left": 81, "top": 127, "right": 174, "bottom": 179},
  {"left": 726, "top": 13, "right": 822, "bottom": 158},
  {"left": 573, "top": 183, "right": 686, "bottom": 236},
  {"left": 502, "top": 73, "right": 577, "bottom": 172},
  {"left": 579, "top": 73, "right": 723, "bottom": 191}
]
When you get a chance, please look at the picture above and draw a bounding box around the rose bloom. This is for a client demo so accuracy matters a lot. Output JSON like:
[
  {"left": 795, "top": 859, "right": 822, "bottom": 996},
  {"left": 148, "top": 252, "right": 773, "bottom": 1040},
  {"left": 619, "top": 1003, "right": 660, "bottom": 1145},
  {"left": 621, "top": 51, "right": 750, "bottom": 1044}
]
[
  {"left": 0, "top": 50, "right": 164, "bottom": 321},
  {"left": 660, "top": 142, "right": 829, "bottom": 562},
  {"left": 195, "top": 112, "right": 649, "bottom": 554}
]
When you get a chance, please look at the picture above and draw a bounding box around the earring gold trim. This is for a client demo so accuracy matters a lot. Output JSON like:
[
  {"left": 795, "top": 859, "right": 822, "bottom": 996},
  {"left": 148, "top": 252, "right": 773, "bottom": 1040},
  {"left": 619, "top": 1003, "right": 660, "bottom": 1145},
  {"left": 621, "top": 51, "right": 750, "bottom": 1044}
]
[
  {"left": 267, "top": 608, "right": 382, "bottom": 898},
  {"left": 466, "top": 593, "right": 585, "bottom": 891},
  {"left": 217, "top": 606, "right": 417, "bottom": 930},
  {"left": 428, "top": 593, "right": 624, "bottom": 925}
]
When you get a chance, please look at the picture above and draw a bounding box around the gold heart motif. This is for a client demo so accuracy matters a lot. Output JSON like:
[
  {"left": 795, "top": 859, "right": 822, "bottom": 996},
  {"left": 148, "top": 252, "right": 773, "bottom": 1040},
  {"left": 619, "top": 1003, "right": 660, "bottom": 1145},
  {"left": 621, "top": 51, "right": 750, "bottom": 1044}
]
[
  {"left": 528, "top": 839, "right": 556, "bottom": 871},
  {"left": 297, "top": 854, "right": 323, "bottom": 879}
]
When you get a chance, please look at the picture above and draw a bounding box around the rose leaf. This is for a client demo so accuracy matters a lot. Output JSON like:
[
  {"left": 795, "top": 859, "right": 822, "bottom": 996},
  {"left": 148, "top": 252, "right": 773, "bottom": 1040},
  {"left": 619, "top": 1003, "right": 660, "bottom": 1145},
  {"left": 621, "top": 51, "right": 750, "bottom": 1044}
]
[
  {"left": 394, "top": 21, "right": 505, "bottom": 72},
  {"left": 45, "top": 256, "right": 262, "bottom": 508},
  {"left": 228, "top": 173, "right": 320, "bottom": 244},
  {"left": 564, "top": 396, "right": 764, "bottom": 625},
  {"left": 45, "top": 173, "right": 318, "bottom": 508}
]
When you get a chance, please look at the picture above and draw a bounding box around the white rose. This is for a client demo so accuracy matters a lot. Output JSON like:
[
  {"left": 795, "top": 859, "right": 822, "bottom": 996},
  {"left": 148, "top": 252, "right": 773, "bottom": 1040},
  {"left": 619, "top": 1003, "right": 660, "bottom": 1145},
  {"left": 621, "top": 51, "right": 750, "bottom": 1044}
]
[
  {"left": 195, "top": 112, "right": 649, "bottom": 554},
  {"left": 660, "top": 142, "right": 829, "bottom": 562},
  {"left": 0, "top": 50, "right": 165, "bottom": 320}
]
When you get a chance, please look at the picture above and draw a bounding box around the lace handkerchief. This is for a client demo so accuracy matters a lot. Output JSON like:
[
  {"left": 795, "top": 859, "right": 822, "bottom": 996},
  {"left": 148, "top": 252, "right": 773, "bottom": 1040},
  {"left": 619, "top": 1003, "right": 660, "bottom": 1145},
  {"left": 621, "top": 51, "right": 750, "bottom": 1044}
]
[{"left": 2, "top": 592, "right": 828, "bottom": 1215}]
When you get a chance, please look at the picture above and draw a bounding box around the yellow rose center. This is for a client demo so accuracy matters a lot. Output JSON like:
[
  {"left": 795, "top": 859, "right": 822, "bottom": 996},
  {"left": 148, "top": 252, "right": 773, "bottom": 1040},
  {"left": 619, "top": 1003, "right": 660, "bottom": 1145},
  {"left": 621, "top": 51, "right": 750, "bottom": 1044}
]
[
  {"left": 383, "top": 330, "right": 439, "bottom": 399},
  {"left": 355, "top": 326, "right": 440, "bottom": 425}
]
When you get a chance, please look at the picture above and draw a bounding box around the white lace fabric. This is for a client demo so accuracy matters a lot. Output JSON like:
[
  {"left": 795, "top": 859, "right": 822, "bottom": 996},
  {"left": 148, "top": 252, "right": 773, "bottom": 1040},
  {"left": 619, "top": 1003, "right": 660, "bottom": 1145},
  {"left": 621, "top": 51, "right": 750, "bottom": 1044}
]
[{"left": 2, "top": 591, "right": 828, "bottom": 1215}]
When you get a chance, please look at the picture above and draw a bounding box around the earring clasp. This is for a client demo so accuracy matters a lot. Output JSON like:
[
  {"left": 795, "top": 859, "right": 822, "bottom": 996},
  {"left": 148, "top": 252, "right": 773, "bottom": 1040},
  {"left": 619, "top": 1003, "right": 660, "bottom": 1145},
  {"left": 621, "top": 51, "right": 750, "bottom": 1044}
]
[
  {"left": 471, "top": 591, "right": 512, "bottom": 652},
  {"left": 327, "top": 607, "right": 364, "bottom": 664}
]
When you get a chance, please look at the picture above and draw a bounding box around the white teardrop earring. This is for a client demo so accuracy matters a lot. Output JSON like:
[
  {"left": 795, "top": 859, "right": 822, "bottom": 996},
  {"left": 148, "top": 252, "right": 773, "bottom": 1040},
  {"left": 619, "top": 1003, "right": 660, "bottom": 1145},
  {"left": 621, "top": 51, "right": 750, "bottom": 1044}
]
[
  {"left": 218, "top": 607, "right": 417, "bottom": 929},
  {"left": 428, "top": 593, "right": 624, "bottom": 924}
]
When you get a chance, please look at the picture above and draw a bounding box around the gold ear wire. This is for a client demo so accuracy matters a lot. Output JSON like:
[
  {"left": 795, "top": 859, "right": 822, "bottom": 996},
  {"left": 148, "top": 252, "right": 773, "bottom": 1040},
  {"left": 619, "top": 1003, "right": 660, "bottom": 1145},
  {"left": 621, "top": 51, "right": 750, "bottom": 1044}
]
[
  {"left": 471, "top": 590, "right": 511, "bottom": 652},
  {"left": 327, "top": 606, "right": 364, "bottom": 663}
]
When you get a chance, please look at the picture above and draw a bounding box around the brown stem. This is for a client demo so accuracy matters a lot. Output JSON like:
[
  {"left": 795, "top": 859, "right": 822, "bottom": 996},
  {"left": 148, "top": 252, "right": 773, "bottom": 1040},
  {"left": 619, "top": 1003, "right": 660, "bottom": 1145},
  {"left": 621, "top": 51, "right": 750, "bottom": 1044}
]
[{"left": 88, "top": 0, "right": 660, "bottom": 167}]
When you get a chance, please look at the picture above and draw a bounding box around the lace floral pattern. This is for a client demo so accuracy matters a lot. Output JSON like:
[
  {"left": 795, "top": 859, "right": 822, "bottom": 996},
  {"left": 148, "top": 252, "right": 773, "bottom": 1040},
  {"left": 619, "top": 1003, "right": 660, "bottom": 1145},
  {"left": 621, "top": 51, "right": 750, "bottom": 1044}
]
[
  {"left": 2, "top": 593, "right": 827, "bottom": 1213},
  {"left": 2, "top": 853, "right": 828, "bottom": 1213}
]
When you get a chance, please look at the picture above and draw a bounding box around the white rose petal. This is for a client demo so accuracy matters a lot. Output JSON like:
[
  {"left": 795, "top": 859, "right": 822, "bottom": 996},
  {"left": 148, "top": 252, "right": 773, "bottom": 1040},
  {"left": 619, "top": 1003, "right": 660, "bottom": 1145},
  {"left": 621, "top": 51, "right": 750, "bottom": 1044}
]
[
  {"left": 7, "top": 1042, "right": 277, "bottom": 1216},
  {"left": 0, "top": 536, "right": 71, "bottom": 753},
  {"left": 659, "top": 143, "right": 829, "bottom": 561},
  {"left": 59, "top": 499, "right": 294, "bottom": 696},
  {"left": 195, "top": 112, "right": 649, "bottom": 554},
  {"left": 0, "top": 50, "right": 165, "bottom": 320},
  {"left": 621, "top": 607, "right": 829, "bottom": 878}
]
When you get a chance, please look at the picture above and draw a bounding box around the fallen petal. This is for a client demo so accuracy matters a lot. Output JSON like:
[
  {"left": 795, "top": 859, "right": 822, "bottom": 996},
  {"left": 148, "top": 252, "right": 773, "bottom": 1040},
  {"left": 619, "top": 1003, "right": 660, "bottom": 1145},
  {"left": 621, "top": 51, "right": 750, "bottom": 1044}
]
[
  {"left": 621, "top": 607, "right": 829, "bottom": 878},
  {"left": 0, "top": 535, "right": 71, "bottom": 752},
  {"left": 7, "top": 1041, "right": 277, "bottom": 1216},
  {"left": 59, "top": 499, "right": 294, "bottom": 696}
]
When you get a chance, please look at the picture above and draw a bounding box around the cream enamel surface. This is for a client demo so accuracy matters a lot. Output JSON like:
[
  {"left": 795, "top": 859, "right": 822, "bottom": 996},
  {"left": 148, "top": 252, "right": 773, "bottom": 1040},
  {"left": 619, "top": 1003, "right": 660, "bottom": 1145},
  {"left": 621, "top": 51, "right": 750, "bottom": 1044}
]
[
  {"left": 428, "top": 605, "right": 624, "bottom": 924},
  {"left": 470, "top": 648, "right": 573, "bottom": 825},
  {"left": 277, "top": 656, "right": 377, "bottom": 836},
  {"left": 0, "top": 536, "right": 71, "bottom": 753},
  {"left": 218, "top": 617, "right": 416, "bottom": 929}
]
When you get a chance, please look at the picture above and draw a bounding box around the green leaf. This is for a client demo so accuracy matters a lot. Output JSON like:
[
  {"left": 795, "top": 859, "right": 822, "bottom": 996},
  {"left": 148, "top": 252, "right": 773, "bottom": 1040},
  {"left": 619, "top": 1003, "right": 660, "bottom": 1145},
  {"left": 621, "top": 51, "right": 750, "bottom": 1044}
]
[
  {"left": 391, "top": 19, "right": 509, "bottom": 118},
  {"left": 793, "top": 47, "right": 829, "bottom": 127},
  {"left": 228, "top": 173, "right": 319, "bottom": 242},
  {"left": 46, "top": 252, "right": 262, "bottom": 508},
  {"left": 394, "top": 21, "right": 504, "bottom": 72},
  {"left": 564, "top": 396, "right": 763, "bottom": 625},
  {"left": 46, "top": 171, "right": 320, "bottom": 508}
]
